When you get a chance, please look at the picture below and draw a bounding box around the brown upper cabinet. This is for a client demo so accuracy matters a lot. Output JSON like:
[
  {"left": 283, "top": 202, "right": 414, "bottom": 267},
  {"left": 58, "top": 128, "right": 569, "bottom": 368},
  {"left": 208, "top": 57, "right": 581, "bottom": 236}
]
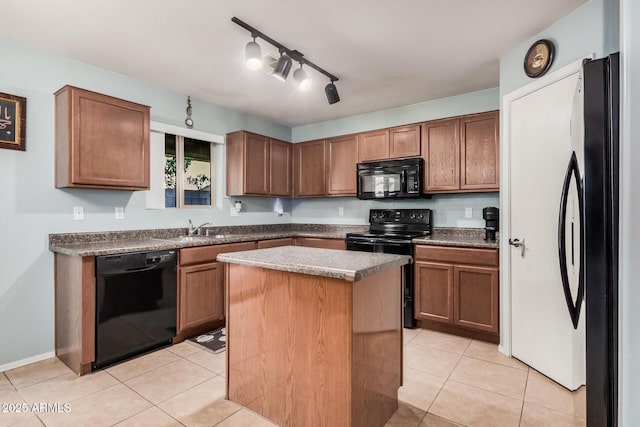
[
  {"left": 460, "top": 112, "right": 500, "bottom": 190},
  {"left": 269, "top": 139, "right": 292, "bottom": 196},
  {"left": 326, "top": 134, "right": 358, "bottom": 196},
  {"left": 357, "top": 129, "right": 389, "bottom": 162},
  {"left": 226, "top": 131, "right": 291, "bottom": 197},
  {"left": 421, "top": 110, "right": 499, "bottom": 193},
  {"left": 422, "top": 118, "right": 460, "bottom": 192},
  {"left": 389, "top": 125, "right": 421, "bottom": 158},
  {"left": 293, "top": 139, "right": 327, "bottom": 197},
  {"left": 357, "top": 125, "right": 421, "bottom": 163},
  {"left": 55, "top": 85, "right": 150, "bottom": 190}
]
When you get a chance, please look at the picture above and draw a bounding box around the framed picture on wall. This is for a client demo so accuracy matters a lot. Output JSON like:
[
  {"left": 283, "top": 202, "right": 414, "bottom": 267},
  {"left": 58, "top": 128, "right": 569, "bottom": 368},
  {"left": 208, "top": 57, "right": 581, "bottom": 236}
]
[{"left": 0, "top": 92, "right": 26, "bottom": 151}]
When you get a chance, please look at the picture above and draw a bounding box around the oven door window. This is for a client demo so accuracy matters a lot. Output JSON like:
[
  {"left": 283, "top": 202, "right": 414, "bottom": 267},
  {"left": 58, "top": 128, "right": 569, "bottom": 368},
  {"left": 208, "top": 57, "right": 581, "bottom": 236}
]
[{"left": 360, "top": 172, "right": 402, "bottom": 197}]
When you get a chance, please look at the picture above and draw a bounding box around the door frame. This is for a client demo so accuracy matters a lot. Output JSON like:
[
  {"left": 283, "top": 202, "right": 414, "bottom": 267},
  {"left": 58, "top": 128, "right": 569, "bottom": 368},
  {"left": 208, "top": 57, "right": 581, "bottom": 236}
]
[{"left": 499, "top": 55, "right": 593, "bottom": 356}]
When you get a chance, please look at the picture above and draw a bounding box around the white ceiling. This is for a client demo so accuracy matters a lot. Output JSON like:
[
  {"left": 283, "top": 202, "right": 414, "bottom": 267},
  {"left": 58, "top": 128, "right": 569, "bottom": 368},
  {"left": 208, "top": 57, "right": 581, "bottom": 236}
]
[{"left": 1, "top": 0, "right": 586, "bottom": 127}]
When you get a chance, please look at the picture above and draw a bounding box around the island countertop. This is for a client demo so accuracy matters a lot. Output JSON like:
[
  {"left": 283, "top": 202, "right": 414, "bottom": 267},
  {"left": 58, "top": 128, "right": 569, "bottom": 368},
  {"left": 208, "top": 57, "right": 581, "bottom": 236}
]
[{"left": 217, "top": 245, "right": 411, "bottom": 282}]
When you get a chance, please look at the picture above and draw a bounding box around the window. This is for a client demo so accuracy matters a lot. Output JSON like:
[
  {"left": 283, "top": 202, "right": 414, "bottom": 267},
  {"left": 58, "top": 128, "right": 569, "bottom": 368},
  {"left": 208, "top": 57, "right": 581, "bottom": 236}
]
[
  {"left": 146, "top": 122, "right": 223, "bottom": 210},
  {"left": 164, "top": 134, "right": 214, "bottom": 208}
]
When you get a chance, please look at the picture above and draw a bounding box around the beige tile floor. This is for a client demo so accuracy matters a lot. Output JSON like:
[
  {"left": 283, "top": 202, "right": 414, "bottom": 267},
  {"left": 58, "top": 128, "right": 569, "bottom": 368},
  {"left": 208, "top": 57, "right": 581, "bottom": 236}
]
[{"left": 0, "top": 329, "right": 586, "bottom": 427}]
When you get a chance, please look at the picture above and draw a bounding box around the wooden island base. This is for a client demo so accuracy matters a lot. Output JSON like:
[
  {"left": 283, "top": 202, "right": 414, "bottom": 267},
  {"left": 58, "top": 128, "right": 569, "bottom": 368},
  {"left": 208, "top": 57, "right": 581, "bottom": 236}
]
[{"left": 225, "top": 264, "right": 402, "bottom": 427}]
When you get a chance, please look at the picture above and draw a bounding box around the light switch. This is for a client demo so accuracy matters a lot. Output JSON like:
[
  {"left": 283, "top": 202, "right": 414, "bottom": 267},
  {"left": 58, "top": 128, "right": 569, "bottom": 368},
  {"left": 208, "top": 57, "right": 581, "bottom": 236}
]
[
  {"left": 115, "top": 207, "right": 124, "bottom": 219},
  {"left": 73, "top": 206, "right": 84, "bottom": 220},
  {"left": 465, "top": 207, "right": 473, "bottom": 218},
  {"left": 338, "top": 207, "right": 344, "bottom": 216}
]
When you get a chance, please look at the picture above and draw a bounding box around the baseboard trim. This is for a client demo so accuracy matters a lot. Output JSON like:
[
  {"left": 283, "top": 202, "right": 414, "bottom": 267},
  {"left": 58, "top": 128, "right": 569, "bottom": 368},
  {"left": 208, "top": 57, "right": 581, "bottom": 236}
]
[{"left": 0, "top": 351, "right": 55, "bottom": 373}]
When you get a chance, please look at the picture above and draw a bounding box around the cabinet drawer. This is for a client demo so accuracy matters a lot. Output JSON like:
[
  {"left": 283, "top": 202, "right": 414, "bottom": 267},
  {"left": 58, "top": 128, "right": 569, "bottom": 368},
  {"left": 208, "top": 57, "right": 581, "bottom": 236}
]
[
  {"left": 295, "top": 237, "right": 345, "bottom": 250},
  {"left": 258, "top": 238, "right": 294, "bottom": 249},
  {"left": 414, "top": 245, "right": 498, "bottom": 267},
  {"left": 180, "top": 242, "right": 257, "bottom": 266}
]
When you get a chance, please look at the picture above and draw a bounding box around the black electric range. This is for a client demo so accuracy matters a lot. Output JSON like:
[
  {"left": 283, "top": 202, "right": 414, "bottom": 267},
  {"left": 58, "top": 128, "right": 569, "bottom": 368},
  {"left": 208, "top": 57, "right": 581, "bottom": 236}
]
[{"left": 345, "top": 209, "right": 432, "bottom": 328}]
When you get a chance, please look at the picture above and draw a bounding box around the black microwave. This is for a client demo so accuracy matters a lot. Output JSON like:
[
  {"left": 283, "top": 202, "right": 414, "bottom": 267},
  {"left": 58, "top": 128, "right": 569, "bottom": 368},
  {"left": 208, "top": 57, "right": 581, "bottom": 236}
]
[{"left": 356, "top": 157, "right": 423, "bottom": 199}]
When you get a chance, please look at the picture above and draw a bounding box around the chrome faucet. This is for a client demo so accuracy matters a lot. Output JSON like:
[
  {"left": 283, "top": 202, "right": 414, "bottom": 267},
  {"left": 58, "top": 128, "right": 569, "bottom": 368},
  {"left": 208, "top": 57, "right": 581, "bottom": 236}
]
[{"left": 188, "top": 219, "right": 211, "bottom": 236}]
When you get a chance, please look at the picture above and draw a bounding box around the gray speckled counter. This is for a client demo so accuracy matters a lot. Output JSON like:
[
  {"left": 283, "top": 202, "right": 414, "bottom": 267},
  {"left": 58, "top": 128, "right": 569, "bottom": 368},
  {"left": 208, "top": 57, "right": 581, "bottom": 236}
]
[
  {"left": 49, "top": 224, "right": 368, "bottom": 257},
  {"left": 413, "top": 228, "right": 499, "bottom": 249},
  {"left": 217, "top": 246, "right": 411, "bottom": 282}
]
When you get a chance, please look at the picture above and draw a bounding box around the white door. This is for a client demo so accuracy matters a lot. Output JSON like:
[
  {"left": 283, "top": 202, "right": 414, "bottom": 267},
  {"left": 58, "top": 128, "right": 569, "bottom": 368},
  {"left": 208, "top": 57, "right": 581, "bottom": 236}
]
[{"left": 508, "top": 65, "right": 585, "bottom": 390}]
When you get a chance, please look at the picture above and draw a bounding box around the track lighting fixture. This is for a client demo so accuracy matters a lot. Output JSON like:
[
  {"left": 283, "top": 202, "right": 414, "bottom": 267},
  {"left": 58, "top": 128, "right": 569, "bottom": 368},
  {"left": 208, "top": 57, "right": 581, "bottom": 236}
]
[
  {"left": 293, "top": 65, "right": 311, "bottom": 91},
  {"left": 245, "top": 36, "right": 262, "bottom": 70},
  {"left": 325, "top": 80, "right": 340, "bottom": 105},
  {"left": 232, "top": 17, "right": 340, "bottom": 105},
  {"left": 272, "top": 52, "right": 292, "bottom": 81}
]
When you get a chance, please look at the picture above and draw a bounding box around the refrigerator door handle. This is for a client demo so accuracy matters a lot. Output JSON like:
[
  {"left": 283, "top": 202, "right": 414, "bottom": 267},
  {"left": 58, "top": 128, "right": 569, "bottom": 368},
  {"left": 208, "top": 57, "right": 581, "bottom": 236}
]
[{"left": 558, "top": 151, "right": 585, "bottom": 329}]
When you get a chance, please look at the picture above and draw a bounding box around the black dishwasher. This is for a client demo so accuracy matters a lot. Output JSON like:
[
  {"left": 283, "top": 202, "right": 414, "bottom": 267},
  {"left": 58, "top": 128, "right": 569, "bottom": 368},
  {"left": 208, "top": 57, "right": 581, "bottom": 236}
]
[{"left": 94, "top": 250, "right": 177, "bottom": 370}]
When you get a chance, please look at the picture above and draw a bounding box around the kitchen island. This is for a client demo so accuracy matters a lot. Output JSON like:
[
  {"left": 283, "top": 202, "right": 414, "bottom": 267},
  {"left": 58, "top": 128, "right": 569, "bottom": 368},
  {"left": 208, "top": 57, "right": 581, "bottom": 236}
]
[{"left": 217, "top": 246, "right": 411, "bottom": 427}]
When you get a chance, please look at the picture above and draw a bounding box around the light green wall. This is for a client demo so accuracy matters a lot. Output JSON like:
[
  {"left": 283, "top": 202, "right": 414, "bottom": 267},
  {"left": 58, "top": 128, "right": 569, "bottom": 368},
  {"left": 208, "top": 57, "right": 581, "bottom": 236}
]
[
  {"left": 292, "top": 87, "right": 499, "bottom": 142},
  {"left": 0, "top": 38, "right": 292, "bottom": 367},
  {"left": 500, "top": 0, "right": 617, "bottom": 99}
]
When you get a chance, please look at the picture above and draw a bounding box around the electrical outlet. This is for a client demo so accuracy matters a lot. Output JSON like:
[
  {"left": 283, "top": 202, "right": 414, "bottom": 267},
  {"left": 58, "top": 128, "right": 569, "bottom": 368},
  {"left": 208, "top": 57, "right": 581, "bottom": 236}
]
[
  {"left": 115, "top": 207, "right": 124, "bottom": 219},
  {"left": 230, "top": 206, "right": 239, "bottom": 217},
  {"left": 465, "top": 207, "right": 473, "bottom": 219},
  {"left": 338, "top": 207, "right": 344, "bottom": 216},
  {"left": 73, "top": 206, "right": 85, "bottom": 220}
]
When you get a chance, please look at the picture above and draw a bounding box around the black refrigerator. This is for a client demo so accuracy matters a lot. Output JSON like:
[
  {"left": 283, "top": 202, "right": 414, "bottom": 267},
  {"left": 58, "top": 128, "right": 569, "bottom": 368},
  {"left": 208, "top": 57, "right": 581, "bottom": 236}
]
[{"left": 583, "top": 53, "right": 619, "bottom": 427}]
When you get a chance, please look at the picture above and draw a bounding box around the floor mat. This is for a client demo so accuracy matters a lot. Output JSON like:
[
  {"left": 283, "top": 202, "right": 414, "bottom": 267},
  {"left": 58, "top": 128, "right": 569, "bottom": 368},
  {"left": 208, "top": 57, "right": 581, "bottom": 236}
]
[{"left": 189, "top": 326, "right": 226, "bottom": 353}]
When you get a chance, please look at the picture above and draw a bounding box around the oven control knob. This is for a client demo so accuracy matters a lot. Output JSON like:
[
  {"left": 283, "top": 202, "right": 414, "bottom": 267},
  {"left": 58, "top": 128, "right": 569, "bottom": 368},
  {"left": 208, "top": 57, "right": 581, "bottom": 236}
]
[
  {"left": 418, "top": 213, "right": 424, "bottom": 219},
  {"left": 410, "top": 213, "right": 416, "bottom": 219}
]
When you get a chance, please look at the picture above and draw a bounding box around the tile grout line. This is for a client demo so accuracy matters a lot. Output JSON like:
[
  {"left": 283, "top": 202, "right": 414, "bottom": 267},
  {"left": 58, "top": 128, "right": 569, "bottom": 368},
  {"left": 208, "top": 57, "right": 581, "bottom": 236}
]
[
  {"left": 461, "top": 353, "right": 529, "bottom": 372},
  {"left": 517, "top": 369, "right": 531, "bottom": 426},
  {"left": 422, "top": 345, "right": 468, "bottom": 425},
  {"left": 5, "top": 367, "right": 72, "bottom": 391},
  {"left": 105, "top": 369, "right": 187, "bottom": 427},
  {"left": 106, "top": 357, "right": 178, "bottom": 383}
]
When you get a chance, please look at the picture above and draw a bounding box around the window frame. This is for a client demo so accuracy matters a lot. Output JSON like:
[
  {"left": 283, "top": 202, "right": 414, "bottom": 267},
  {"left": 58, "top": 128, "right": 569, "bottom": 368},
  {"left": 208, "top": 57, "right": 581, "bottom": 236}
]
[
  {"left": 148, "top": 121, "right": 223, "bottom": 210},
  {"left": 171, "top": 134, "right": 215, "bottom": 209}
]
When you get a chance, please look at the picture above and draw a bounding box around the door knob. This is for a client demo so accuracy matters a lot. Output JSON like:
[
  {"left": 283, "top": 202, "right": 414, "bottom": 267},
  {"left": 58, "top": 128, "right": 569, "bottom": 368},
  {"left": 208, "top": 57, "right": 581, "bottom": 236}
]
[{"left": 509, "top": 238, "right": 526, "bottom": 257}]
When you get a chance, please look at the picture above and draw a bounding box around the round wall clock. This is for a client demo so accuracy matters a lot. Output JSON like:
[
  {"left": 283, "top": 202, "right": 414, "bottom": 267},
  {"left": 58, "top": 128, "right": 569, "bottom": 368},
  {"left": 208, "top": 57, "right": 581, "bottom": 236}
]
[{"left": 523, "top": 39, "right": 555, "bottom": 78}]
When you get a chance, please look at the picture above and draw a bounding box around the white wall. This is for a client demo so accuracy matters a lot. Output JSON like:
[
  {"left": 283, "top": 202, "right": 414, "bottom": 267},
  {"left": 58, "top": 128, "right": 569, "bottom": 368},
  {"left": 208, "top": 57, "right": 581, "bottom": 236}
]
[
  {"left": 619, "top": 0, "right": 639, "bottom": 423},
  {"left": 0, "top": 39, "right": 292, "bottom": 367}
]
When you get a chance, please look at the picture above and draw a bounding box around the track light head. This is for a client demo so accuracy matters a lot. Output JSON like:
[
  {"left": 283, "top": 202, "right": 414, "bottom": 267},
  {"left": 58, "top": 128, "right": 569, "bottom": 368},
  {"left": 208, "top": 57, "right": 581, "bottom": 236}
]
[
  {"left": 272, "top": 53, "right": 292, "bottom": 81},
  {"left": 245, "top": 37, "right": 262, "bottom": 70},
  {"left": 325, "top": 81, "right": 340, "bottom": 105},
  {"left": 293, "top": 65, "right": 311, "bottom": 91}
]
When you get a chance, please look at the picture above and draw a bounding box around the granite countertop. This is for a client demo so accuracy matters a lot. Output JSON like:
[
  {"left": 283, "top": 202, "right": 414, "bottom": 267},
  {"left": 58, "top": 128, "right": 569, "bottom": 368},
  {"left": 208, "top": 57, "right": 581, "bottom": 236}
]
[
  {"left": 217, "top": 246, "right": 411, "bottom": 282},
  {"left": 412, "top": 228, "right": 500, "bottom": 249},
  {"left": 49, "top": 225, "right": 368, "bottom": 257},
  {"left": 49, "top": 225, "right": 499, "bottom": 256}
]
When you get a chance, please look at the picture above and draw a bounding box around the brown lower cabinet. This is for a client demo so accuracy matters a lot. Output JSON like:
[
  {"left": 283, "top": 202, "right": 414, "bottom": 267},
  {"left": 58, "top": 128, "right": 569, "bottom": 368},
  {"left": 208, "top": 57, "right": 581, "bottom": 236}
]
[
  {"left": 54, "top": 237, "right": 345, "bottom": 375},
  {"left": 294, "top": 237, "right": 346, "bottom": 250},
  {"left": 414, "top": 245, "right": 499, "bottom": 342},
  {"left": 176, "top": 242, "right": 257, "bottom": 340}
]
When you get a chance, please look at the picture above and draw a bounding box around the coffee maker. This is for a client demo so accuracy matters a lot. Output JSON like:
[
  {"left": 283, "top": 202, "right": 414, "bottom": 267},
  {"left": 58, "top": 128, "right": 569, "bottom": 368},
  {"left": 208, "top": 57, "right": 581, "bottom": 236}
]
[{"left": 483, "top": 207, "right": 499, "bottom": 241}]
